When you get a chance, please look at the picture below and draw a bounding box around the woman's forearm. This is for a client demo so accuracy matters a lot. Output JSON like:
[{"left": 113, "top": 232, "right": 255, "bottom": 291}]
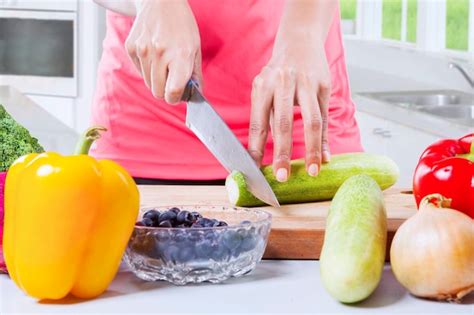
[
  {"left": 277, "top": 0, "right": 338, "bottom": 40},
  {"left": 93, "top": 0, "right": 137, "bottom": 16}
]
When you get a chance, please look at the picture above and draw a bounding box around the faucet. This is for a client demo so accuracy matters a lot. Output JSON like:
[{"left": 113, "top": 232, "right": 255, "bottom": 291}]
[{"left": 448, "top": 62, "right": 474, "bottom": 89}]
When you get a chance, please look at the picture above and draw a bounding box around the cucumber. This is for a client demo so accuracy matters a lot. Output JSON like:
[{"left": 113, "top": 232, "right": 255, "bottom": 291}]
[
  {"left": 320, "top": 174, "right": 387, "bottom": 303},
  {"left": 226, "top": 153, "right": 399, "bottom": 206}
]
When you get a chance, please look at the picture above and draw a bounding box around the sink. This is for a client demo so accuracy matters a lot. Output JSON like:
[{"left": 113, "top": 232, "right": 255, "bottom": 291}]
[
  {"left": 359, "top": 90, "right": 474, "bottom": 126},
  {"left": 360, "top": 90, "right": 474, "bottom": 108},
  {"left": 418, "top": 105, "right": 474, "bottom": 126}
]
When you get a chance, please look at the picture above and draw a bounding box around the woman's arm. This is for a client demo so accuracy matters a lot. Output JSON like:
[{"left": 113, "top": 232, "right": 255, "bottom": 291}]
[
  {"left": 93, "top": 0, "right": 137, "bottom": 16},
  {"left": 248, "top": 0, "right": 337, "bottom": 182}
]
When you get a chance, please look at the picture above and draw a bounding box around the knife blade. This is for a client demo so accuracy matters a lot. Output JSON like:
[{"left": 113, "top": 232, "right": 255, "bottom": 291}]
[{"left": 181, "top": 80, "right": 280, "bottom": 207}]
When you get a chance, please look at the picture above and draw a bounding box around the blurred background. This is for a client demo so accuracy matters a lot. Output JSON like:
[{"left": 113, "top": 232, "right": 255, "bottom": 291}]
[{"left": 0, "top": 0, "right": 472, "bottom": 187}]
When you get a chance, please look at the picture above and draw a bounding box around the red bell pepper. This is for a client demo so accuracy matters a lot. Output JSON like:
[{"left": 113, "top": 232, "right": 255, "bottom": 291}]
[{"left": 413, "top": 133, "right": 473, "bottom": 218}]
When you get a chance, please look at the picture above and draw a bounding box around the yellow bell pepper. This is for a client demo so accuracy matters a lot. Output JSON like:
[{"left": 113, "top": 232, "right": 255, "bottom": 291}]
[{"left": 3, "top": 126, "right": 139, "bottom": 300}]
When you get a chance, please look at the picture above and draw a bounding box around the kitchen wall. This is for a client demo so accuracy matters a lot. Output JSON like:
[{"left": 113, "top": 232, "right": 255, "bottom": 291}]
[{"left": 344, "top": 38, "right": 473, "bottom": 93}]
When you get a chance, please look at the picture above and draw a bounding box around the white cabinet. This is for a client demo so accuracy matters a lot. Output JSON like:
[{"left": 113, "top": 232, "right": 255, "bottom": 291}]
[{"left": 355, "top": 111, "right": 441, "bottom": 188}]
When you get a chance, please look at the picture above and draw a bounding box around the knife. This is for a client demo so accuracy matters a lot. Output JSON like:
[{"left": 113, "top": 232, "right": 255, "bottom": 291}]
[{"left": 181, "top": 80, "right": 280, "bottom": 207}]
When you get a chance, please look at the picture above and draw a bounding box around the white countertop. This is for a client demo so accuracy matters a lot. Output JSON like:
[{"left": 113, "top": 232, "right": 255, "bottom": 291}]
[
  {"left": 1, "top": 260, "right": 472, "bottom": 314},
  {"left": 353, "top": 93, "right": 473, "bottom": 139}
]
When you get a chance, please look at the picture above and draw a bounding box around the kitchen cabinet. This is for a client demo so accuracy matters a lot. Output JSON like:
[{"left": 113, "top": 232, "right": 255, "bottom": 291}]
[{"left": 356, "top": 111, "right": 441, "bottom": 188}]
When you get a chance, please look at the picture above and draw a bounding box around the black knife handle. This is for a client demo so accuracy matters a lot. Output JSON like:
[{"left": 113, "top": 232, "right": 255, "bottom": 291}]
[{"left": 181, "top": 79, "right": 199, "bottom": 102}]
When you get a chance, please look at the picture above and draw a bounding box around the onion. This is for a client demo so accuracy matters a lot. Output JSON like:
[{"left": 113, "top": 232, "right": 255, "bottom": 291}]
[{"left": 390, "top": 194, "right": 474, "bottom": 302}]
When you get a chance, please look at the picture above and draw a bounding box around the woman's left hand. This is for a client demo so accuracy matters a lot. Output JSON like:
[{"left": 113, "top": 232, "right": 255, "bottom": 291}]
[{"left": 248, "top": 30, "right": 332, "bottom": 182}]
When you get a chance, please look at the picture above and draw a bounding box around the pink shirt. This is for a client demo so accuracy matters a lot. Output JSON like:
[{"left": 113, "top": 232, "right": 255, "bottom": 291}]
[{"left": 91, "top": 0, "right": 362, "bottom": 180}]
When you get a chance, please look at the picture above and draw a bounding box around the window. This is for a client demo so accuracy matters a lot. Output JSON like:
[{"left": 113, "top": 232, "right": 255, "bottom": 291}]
[
  {"left": 340, "top": 0, "right": 357, "bottom": 34},
  {"left": 406, "top": 0, "right": 417, "bottom": 43},
  {"left": 382, "top": 0, "right": 402, "bottom": 40},
  {"left": 340, "top": 0, "right": 472, "bottom": 57},
  {"left": 446, "top": 0, "right": 469, "bottom": 51},
  {"left": 340, "top": 0, "right": 357, "bottom": 20}
]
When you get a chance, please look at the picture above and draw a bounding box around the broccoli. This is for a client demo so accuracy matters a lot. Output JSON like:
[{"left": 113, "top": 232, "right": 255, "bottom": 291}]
[{"left": 0, "top": 104, "right": 44, "bottom": 172}]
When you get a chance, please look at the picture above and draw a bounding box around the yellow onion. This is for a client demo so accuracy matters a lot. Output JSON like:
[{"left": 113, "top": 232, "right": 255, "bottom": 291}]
[{"left": 390, "top": 194, "right": 474, "bottom": 302}]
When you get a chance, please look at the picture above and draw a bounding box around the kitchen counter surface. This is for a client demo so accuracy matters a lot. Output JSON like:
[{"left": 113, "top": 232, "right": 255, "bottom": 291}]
[{"left": 1, "top": 260, "right": 472, "bottom": 314}]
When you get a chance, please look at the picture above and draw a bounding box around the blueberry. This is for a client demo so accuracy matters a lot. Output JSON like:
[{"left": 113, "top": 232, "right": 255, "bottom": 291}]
[
  {"left": 173, "top": 230, "right": 187, "bottom": 242},
  {"left": 237, "top": 228, "right": 248, "bottom": 239},
  {"left": 191, "top": 211, "right": 203, "bottom": 219},
  {"left": 135, "top": 221, "right": 144, "bottom": 226},
  {"left": 191, "top": 222, "right": 203, "bottom": 228},
  {"left": 221, "top": 230, "right": 243, "bottom": 250},
  {"left": 217, "top": 221, "right": 228, "bottom": 227},
  {"left": 210, "top": 243, "right": 230, "bottom": 261},
  {"left": 176, "top": 210, "right": 195, "bottom": 225},
  {"left": 155, "top": 230, "right": 171, "bottom": 242},
  {"left": 176, "top": 224, "right": 187, "bottom": 228},
  {"left": 159, "top": 211, "right": 177, "bottom": 223},
  {"left": 240, "top": 234, "right": 257, "bottom": 252},
  {"left": 142, "top": 217, "right": 154, "bottom": 227},
  {"left": 159, "top": 220, "right": 173, "bottom": 228},
  {"left": 199, "top": 218, "right": 214, "bottom": 228},
  {"left": 177, "top": 246, "right": 195, "bottom": 263},
  {"left": 169, "top": 207, "right": 180, "bottom": 214},
  {"left": 162, "top": 245, "right": 180, "bottom": 262},
  {"left": 143, "top": 209, "right": 161, "bottom": 223},
  {"left": 156, "top": 240, "right": 170, "bottom": 253},
  {"left": 195, "top": 239, "right": 214, "bottom": 258},
  {"left": 187, "top": 230, "right": 202, "bottom": 242},
  {"left": 210, "top": 219, "right": 220, "bottom": 227},
  {"left": 186, "top": 213, "right": 197, "bottom": 224},
  {"left": 204, "top": 230, "right": 217, "bottom": 240}
]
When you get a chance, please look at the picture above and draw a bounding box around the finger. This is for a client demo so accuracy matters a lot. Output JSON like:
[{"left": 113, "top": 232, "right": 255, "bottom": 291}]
[
  {"left": 165, "top": 56, "right": 194, "bottom": 104},
  {"left": 272, "top": 68, "right": 296, "bottom": 182},
  {"left": 150, "top": 59, "right": 168, "bottom": 99},
  {"left": 136, "top": 44, "right": 152, "bottom": 89},
  {"left": 318, "top": 80, "right": 331, "bottom": 162},
  {"left": 248, "top": 75, "right": 273, "bottom": 167},
  {"left": 297, "top": 78, "right": 322, "bottom": 177},
  {"left": 125, "top": 38, "right": 142, "bottom": 73},
  {"left": 192, "top": 49, "right": 204, "bottom": 90}
]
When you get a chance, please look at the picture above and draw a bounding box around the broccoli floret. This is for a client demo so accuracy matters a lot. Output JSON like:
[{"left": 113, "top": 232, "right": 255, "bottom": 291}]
[{"left": 0, "top": 104, "right": 44, "bottom": 172}]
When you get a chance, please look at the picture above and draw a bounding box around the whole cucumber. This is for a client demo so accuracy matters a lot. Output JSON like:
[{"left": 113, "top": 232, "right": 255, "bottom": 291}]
[
  {"left": 320, "top": 174, "right": 387, "bottom": 303},
  {"left": 226, "top": 153, "right": 399, "bottom": 206}
]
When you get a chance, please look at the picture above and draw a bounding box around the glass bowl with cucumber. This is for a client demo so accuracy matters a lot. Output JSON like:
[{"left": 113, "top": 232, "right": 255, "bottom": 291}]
[{"left": 124, "top": 205, "right": 272, "bottom": 285}]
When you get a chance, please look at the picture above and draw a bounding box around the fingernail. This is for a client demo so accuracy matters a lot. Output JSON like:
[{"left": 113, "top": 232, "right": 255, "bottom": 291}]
[
  {"left": 276, "top": 168, "right": 288, "bottom": 182},
  {"left": 308, "top": 163, "right": 319, "bottom": 176},
  {"left": 323, "top": 151, "right": 331, "bottom": 162}
]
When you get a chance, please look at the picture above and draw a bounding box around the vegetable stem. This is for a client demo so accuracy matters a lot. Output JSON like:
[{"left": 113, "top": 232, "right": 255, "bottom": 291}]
[
  {"left": 74, "top": 126, "right": 107, "bottom": 155},
  {"left": 457, "top": 138, "right": 474, "bottom": 162},
  {"left": 421, "top": 194, "right": 452, "bottom": 209}
]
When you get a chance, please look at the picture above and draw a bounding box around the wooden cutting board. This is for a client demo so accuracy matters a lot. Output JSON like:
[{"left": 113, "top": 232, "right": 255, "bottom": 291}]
[{"left": 138, "top": 186, "right": 417, "bottom": 260}]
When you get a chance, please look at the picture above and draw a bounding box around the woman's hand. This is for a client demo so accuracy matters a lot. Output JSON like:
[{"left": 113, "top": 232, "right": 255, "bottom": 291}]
[
  {"left": 248, "top": 0, "right": 336, "bottom": 182},
  {"left": 125, "top": 0, "right": 202, "bottom": 104}
]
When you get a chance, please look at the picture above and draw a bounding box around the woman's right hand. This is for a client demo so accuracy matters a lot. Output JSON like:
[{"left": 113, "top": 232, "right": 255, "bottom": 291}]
[{"left": 125, "top": 0, "right": 202, "bottom": 104}]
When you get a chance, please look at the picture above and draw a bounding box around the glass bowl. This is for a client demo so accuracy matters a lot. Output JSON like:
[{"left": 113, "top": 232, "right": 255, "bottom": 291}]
[{"left": 124, "top": 205, "right": 272, "bottom": 285}]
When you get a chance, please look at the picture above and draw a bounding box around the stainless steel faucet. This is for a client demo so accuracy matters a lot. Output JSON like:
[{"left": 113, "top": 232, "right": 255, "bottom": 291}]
[{"left": 449, "top": 62, "right": 474, "bottom": 89}]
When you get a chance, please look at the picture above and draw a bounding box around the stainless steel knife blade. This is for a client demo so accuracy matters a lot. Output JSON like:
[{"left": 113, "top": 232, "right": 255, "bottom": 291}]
[{"left": 182, "top": 80, "right": 280, "bottom": 207}]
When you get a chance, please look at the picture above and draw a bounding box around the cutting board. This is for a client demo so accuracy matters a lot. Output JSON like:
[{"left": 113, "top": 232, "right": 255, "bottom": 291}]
[{"left": 138, "top": 186, "right": 417, "bottom": 260}]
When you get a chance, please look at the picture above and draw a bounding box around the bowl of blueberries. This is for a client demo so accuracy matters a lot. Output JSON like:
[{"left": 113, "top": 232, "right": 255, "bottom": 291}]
[{"left": 124, "top": 205, "right": 272, "bottom": 285}]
